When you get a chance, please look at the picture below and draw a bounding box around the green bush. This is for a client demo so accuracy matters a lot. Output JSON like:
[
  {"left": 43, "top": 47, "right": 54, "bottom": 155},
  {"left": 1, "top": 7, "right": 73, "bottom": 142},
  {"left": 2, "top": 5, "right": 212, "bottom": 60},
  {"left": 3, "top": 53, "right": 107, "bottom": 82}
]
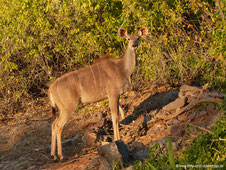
[
  {"left": 132, "top": 137, "right": 176, "bottom": 170},
  {"left": 0, "top": 0, "right": 225, "bottom": 115},
  {"left": 133, "top": 115, "right": 225, "bottom": 169},
  {"left": 180, "top": 113, "right": 225, "bottom": 166}
]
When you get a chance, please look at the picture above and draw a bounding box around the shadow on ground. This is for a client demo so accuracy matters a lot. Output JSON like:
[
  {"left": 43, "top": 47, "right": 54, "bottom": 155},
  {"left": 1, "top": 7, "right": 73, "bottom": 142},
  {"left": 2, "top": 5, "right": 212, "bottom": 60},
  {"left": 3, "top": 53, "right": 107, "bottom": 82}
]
[{"left": 121, "top": 89, "right": 179, "bottom": 125}]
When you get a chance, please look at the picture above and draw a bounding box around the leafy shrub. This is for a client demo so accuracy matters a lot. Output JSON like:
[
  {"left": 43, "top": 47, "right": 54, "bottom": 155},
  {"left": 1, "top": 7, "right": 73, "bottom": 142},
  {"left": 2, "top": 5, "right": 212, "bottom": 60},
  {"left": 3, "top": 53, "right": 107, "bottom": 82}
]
[
  {"left": 133, "top": 115, "right": 225, "bottom": 169},
  {"left": 180, "top": 102, "right": 225, "bottom": 166},
  {"left": 0, "top": 0, "right": 225, "bottom": 116},
  {"left": 133, "top": 137, "right": 176, "bottom": 170}
]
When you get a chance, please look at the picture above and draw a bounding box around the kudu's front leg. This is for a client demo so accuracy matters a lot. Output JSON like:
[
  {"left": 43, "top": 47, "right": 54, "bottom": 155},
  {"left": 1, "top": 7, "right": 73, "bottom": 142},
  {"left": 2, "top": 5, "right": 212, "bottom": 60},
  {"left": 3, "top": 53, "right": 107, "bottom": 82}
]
[{"left": 109, "top": 94, "right": 120, "bottom": 141}]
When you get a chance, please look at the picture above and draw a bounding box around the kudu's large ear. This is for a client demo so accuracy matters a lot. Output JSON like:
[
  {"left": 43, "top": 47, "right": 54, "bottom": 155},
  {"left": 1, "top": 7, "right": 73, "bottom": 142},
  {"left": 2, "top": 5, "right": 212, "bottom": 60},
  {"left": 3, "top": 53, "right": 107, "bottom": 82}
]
[
  {"left": 138, "top": 28, "right": 148, "bottom": 37},
  {"left": 118, "top": 28, "right": 128, "bottom": 38}
]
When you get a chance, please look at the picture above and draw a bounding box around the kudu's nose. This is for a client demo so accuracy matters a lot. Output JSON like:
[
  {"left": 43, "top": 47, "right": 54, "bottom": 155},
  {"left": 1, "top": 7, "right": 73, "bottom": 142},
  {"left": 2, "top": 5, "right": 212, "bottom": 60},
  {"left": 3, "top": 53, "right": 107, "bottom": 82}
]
[
  {"left": 132, "top": 44, "right": 137, "bottom": 48},
  {"left": 132, "top": 41, "right": 139, "bottom": 48}
]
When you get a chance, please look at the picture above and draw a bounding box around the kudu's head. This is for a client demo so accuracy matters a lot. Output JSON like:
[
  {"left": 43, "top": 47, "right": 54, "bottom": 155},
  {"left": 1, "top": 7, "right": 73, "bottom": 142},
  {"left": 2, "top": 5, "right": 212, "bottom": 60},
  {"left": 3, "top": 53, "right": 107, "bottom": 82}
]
[{"left": 118, "top": 28, "right": 148, "bottom": 49}]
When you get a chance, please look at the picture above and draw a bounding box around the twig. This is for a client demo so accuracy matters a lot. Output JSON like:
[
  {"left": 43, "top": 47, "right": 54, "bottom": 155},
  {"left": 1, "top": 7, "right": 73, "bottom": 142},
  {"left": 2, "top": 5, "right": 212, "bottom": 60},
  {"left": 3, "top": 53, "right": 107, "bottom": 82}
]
[
  {"left": 188, "top": 123, "right": 213, "bottom": 134},
  {"left": 41, "top": 153, "right": 52, "bottom": 160},
  {"left": 212, "top": 138, "right": 226, "bottom": 142},
  {"left": 179, "top": 97, "right": 222, "bottom": 114},
  {"left": 217, "top": 0, "right": 225, "bottom": 19},
  {"left": 120, "top": 124, "right": 133, "bottom": 128},
  {"left": 211, "top": 147, "right": 221, "bottom": 154},
  {"left": 157, "top": 96, "right": 222, "bottom": 120}
]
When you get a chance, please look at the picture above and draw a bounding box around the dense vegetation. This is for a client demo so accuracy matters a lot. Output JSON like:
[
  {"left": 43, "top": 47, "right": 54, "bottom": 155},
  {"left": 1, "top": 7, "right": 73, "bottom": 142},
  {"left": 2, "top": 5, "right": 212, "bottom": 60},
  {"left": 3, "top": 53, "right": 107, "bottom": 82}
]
[
  {"left": 0, "top": 0, "right": 225, "bottom": 115},
  {"left": 132, "top": 114, "right": 225, "bottom": 169}
]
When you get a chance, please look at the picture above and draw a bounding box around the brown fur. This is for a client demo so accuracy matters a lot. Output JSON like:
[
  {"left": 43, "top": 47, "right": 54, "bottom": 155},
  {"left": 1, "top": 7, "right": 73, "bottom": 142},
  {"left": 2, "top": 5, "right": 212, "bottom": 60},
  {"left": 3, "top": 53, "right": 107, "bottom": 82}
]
[
  {"left": 94, "top": 54, "right": 116, "bottom": 64},
  {"left": 48, "top": 28, "right": 148, "bottom": 160}
]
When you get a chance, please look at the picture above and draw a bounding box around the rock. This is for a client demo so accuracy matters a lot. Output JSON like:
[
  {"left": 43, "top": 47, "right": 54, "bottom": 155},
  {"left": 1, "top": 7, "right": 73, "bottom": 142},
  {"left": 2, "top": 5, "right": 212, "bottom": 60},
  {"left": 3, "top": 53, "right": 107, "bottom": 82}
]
[
  {"left": 218, "top": 111, "right": 224, "bottom": 117},
  {"left": 102, "top": 135, "right": 112, "bottom": 143},
  {"left": 101, "top": 141, "right": 110, "bottom": 145},
  {"left": 159, "top": 137, "right": 167, "bottom": 148},
  {"left": 207, "top": 115, "right": 220, "bottom": 128},
  {"left": 171, "top": 142, "right": 179, "bottom": 151},
  {"left": 124, "top": 135, "right": 134, "bottom": 144},
  {"left": 200, "top": 94, "right": 212, "bottom": 100},
  {"left": 166, "top": 118, "right": 179, "bottom": 126},
  {"left": 179, "top": 129, "right": 186, "bottom": 137},
  {"left": 162, "top": 97, "right": 187, "bottom": 111},
  {"left": 167, "top": 125, "right": 179, "bottom": 135},
  {"left": 207, "top": 103, "right": 216, "bottom": 111},
  {"left": 61, "top": 136, "right": 78, "bottom": 147},
  {"left": 133, "top": 147, "right": 149, "bottom": 161},
  {"left": 198, "top": 110, "right": 208, "bottom": 117},
  {"left": 97, "top": 112, "right": 103, "bottom": 120},
  {"left": 121, "top": 115, "right": 136, "bottom": 125},
  {"left": 97, "top": 142, "right": 123, "bottom": 169},
  {"left": 84, "top": 157, "right": 107, "bottom": 170},
  {"left": 178, "top": 91, "right": 185, "bottom": 98},
  {"left": 143, "top": 114, "right": 151, "bottom": 124},
  {"left": 208, "top": 92, "right": 224, "bottom": 99},
  {"left": 128, "top": 141, "right": 144, "bottom": 152},
  {"left": 147, "top": 126, "right": 161, "bottom": 135},
  {"left": 97, "top": 140, "right": 132, "bottom": 168},
  {"left": 188, "top": 112, "right": 196, "bottom": 120},
  {"left": 116, "top": 140, "right": 132, "bottom": 166},
  {"left": 148, "top": 121, "right": 167, "bottom": 135},
  {"left": 210, "top": 114, "right": 220, "bottom": 122},
  {"left": 184, "top": 91, "right": 198, "bottom": 96},
  {"left": 85, "top": 132, "right": 96, "bottom": 146},
  {"left": 180, "top": 85, "right": 201, "bottom": 93},
  {"left": 128, "top": 91, "right": 137, "bottom": 98},
  {"left": 187, "top": 96, "right": 198, "bottom": 103},
  {"left": 177, "top": 114, "right": 188, "bottom": 121},
  {"left": 159, "top": 138, "right": 179, "bottom": 151},
  {"left": 175, "top": 108, "right": 181, "bottom": 114},
  {"left": 162, "top": 90, "right": 179, "bottom": 106}
]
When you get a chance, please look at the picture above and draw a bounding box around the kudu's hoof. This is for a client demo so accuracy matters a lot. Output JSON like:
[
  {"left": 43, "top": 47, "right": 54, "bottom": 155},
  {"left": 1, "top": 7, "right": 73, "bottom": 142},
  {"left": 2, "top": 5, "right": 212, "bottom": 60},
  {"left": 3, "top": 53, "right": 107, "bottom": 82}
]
[
  {"left": 51, "top": 154, "right": 57, "bottom": 161},
  {"left": 59, "top": 156, "right": 64, "bottom": 161}
]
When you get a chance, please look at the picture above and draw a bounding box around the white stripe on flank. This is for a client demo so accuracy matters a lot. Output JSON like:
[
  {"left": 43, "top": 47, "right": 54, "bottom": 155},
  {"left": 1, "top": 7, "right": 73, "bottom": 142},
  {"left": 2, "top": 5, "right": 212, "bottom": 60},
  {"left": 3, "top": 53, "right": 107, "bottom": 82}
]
[
  {"left": 89, "top": 66, "right": 97, "bottom": 88},
  {"left": 97, "top": 64, "right": 103, "bottom": 87},
  {"left": 77, "top": 73, "right": 83, "bottom": 93}
]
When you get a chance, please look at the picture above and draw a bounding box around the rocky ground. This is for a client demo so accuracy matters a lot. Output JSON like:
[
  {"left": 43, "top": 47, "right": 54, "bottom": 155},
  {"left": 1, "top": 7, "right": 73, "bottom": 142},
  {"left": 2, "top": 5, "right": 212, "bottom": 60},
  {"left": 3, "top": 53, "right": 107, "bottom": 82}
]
[{"left": 0, "top": 84, "right": 224, "bottom": 169}]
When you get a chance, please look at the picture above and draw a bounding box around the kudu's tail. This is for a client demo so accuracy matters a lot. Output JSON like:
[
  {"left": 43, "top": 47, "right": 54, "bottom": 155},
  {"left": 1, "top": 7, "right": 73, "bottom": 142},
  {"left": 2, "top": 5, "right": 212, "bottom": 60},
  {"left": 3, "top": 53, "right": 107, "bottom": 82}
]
[
  {"left": 51, "top": 106, "right": 56, "bottom": 117},
  {"left": 48, "top": 89, "right": 56, "bottom": 117}
]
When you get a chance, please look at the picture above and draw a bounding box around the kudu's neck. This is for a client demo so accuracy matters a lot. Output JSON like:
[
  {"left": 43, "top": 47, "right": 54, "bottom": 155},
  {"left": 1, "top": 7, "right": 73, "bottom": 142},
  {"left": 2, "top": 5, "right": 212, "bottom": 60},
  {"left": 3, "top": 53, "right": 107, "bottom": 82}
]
[{"left": 120, "top": 43, "right": 136, "bottom": 77}]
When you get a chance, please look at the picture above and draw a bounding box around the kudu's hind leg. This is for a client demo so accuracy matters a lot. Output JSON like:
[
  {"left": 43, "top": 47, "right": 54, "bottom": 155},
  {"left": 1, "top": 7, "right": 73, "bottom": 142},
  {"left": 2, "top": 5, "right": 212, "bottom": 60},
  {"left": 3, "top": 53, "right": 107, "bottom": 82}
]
[
  {"left": 55, "top": 112, "right": 70, "bottom": 160},
  {"left": 51, "top": 117, "right": 59, "bottom": 160},
  {"left": 119, "top": 105, "right": 125, "bottom": 119}
]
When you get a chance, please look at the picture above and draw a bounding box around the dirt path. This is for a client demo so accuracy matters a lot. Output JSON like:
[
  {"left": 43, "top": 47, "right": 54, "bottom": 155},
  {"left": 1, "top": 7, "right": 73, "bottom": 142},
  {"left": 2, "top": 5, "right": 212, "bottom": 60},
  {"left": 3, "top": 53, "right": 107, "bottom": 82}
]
[{"left": 0, "top": 85, "right": 223, "bottom": 169}]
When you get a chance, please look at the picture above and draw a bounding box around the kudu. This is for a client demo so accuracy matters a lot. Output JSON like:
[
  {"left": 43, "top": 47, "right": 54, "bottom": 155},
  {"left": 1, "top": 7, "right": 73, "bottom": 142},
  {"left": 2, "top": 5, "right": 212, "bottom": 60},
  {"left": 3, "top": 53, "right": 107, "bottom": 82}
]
[{"left": 48, "top": 28, "right": 148, "bottom": 160}]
